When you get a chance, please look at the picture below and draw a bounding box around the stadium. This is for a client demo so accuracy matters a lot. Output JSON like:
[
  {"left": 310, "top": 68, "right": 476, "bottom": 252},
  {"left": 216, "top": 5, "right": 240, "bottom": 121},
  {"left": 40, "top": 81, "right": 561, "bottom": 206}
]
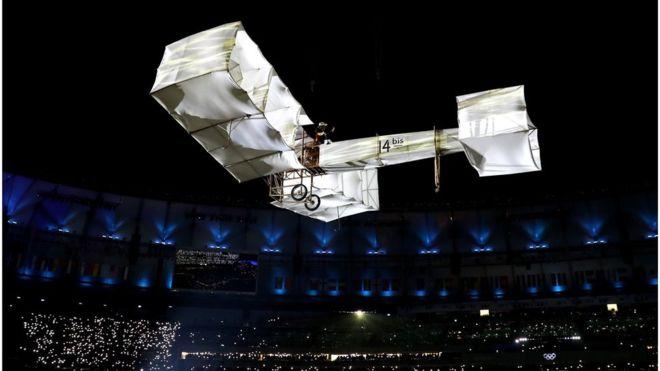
[{"left": 3, "top": 4, "right": 658, "bottom": 371}]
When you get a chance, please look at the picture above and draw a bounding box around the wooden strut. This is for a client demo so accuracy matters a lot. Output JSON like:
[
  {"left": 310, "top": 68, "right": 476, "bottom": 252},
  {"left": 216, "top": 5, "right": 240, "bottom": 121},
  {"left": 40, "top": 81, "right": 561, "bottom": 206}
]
[{"left": 434, "top": 126, "right": 441, "bottom": 193}]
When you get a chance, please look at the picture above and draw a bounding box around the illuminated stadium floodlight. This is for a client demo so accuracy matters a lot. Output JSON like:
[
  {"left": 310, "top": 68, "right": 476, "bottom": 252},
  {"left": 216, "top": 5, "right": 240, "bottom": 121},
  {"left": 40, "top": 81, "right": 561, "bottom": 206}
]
[{"left": 151, "top": 22, "right": 542, "bottom": 222}]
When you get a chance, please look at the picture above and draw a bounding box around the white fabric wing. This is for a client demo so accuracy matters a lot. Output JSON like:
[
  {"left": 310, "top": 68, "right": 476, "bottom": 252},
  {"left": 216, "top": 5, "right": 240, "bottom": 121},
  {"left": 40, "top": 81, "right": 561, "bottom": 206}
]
[
  {"left": 151, "top": 22, "right": 313, "bottom": 182},
  {"left": 457, "top": 85, "right": 541, "bottom": 176}
]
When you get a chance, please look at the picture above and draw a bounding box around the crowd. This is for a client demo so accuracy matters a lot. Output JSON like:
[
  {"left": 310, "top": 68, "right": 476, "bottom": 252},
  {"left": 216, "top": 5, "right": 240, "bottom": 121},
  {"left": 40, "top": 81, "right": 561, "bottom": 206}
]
[
  {"left": 7, "top": 302, "right": 657, "bottom": 370},
  {"left": 18, "top": 312, "right": 180, "bottom": 370}
]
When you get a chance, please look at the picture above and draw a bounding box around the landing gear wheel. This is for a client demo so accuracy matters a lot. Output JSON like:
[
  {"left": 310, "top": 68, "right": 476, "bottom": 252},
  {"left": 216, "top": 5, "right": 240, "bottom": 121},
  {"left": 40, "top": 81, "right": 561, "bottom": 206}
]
[
  {"left": 304, "top": 194, "right": 321, "bottom": 211},
  {"left": 291, "top": 184, "right": 308, "bottom": 201}
]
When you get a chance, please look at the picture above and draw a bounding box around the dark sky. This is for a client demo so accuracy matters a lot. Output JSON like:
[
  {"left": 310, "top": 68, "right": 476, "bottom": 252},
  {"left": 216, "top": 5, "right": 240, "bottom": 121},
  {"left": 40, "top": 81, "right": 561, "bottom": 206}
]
[{"left": 3, "top": 3, "right": 657, "bottom": 209}]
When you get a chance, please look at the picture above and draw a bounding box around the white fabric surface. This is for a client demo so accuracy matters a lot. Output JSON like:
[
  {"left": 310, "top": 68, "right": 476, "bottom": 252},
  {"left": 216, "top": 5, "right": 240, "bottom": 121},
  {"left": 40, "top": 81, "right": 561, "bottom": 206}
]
[
  {"left": 271, "top": 169, "right": 379, "bottom": 222},
  {"left": 457, "top": 85, "right": 541, "bottom": 176},
  {"left": 151, "top": 22, "right": 312, "bottom": 182}
]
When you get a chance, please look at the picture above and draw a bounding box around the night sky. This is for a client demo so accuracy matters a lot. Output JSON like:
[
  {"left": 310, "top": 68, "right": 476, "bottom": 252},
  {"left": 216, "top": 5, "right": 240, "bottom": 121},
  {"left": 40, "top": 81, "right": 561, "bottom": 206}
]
[{"left": 3, "top": 3, "right": 657, "bottom": 209}]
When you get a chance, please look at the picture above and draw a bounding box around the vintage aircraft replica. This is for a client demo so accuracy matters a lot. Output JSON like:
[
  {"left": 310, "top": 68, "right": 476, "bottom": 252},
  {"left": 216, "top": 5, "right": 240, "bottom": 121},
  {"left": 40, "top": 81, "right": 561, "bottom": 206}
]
[{"left": 151, "top": 22, "right": 541, "bottom": 222}]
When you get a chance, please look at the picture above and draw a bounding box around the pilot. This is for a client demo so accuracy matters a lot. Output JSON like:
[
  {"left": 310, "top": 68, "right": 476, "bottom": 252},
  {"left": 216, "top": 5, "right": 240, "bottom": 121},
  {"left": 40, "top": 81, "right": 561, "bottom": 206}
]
[
  {"left": 303, "top": 122, "right": 334, "bottom": 167},
  {"left": 314, "top": 122, "right": 335, "bottom": 145}
]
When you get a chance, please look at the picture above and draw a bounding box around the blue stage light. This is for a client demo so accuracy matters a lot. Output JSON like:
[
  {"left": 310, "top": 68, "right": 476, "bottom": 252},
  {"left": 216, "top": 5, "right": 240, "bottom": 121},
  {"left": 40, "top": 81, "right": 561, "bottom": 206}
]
[
  {"left": 136, "top": 277, "right": 152, "bottom": 288},
  {"left": 154, "top": 221, "right": 177, "bottom": 246},
  {"left": 528, "top": 242, "right": 550, "bottom": 249},
  {"left": 314, "top": 249, "right": 334, "bottom": 255},
  {"left": 100, "top": 278, "right": 118, "bottom": 286},
  {"left": 261, "top": 247, "right": 282, "bottom": 253},
  {"left": 261, "top": 227, "right": 284, "bottom": 246},
  {"left": 101, "top": 233, "right": 122, "bottom": 240},
  {"left": 49, "top": 225, "right": 72, "bottom": 233},
  {"left": 40, "top": 270, "right": 56, "bottom": 280},
  {"left": 551, "top": 285, "right": 566, "bottom": 293},
  {"left": 79, "top": 276, "right": 94, "bottom": 284},
  {"left": 522, "top": 220, "right": 549, "bottom": 244},
  {"left": 153, "top": 239, "right": 174, "bottom": 246}
]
